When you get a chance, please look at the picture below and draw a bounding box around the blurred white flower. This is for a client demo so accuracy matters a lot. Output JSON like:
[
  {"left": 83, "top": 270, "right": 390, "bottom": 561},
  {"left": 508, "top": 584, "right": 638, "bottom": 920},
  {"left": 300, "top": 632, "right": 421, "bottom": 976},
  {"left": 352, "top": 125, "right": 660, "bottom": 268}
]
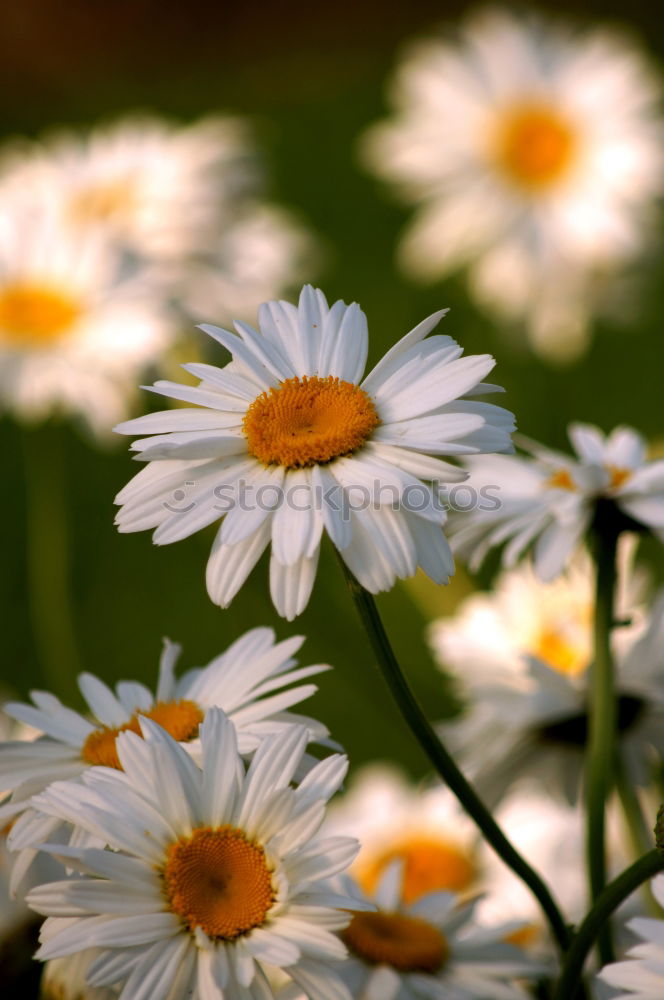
[
  {"left": 430, "top": 564, "right": 664, "bottom": 803},
  {"left": 335, "top": 865, "right": 543, "bottom": 1000},
  {"left": 361, "top": 6, "right": 664, "bottom": 361},
  {"left": 40, "top": 950, "right": 117, "bottom": 1000},
  {"left": 324, "top": 764, "right": 479, "bottom": 904},
  {"left": 114, "top": 284, "right": 514, "bottom": 619},
  {"left": 0, "top": 202, "right": 174, "bottom": 435},
  {"left": 448, "top": 424, "right": 664, "bottom": 581},
  {"left": 598, "top": 874, "right": 664, "bottom": 998}
]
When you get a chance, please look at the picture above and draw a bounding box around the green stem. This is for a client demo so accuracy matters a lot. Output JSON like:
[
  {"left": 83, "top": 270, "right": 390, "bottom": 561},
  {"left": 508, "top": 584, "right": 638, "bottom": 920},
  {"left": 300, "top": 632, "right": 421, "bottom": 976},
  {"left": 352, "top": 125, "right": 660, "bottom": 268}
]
[
  {"left": 340, "top": 561, "right": 571, "bottom": 954},
  {"left": 586, "top": 512, "right": 620, "bottom": 964},
  {"left": 553, "top": 849, "right": 664, "bottom": 1000},
  {"left": 23, "top": 425, "right": 80, "bottom": 697}
]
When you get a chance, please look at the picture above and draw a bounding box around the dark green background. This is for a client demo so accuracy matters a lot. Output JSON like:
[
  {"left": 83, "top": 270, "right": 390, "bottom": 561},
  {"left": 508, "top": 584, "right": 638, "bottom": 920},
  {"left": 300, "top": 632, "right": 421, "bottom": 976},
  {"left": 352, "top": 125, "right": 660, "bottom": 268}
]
[{"left": 1, "top": 0, "right": 663, "bottom": 783}]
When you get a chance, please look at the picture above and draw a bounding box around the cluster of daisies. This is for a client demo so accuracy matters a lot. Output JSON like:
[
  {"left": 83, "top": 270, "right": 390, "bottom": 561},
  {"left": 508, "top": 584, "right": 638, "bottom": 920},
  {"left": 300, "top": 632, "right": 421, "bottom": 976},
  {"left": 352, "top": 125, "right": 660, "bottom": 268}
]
[
  {"left": 0, "top": 114, "right": 310, "bottom": 437},
  {"left": 0, "top": 271, "right": 662, "bottom": 998}
]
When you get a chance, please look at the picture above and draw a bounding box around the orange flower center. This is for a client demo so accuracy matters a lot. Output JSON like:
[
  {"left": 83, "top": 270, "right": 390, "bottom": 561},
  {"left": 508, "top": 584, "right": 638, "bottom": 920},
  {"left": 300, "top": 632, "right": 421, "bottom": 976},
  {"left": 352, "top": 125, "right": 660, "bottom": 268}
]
[
  {"left": 0, "top": 283, "right": 80, "bottom": 346},
  {"left": 81, "top": 700, "right": 204, "bottom": 770},
  {"left": 162, "top": 826, "right": 274, "bottom": 939},
  {"left": 360, "top": 837, "right": 477, "bottom": 903},
  {"left": 504, "top": 923, "right": 540, "bottom": 950},
  {"left": 532, "top": 620, "right": 590, "bottom": 676},
  {"left": 547, "top": 468, "right": 577, "bottom": 491},
  {"left": 495, "top": 104, "right": 577, "bottom": 190},
  {"left": 607, "top": 465, "right": 632, "bottom": 490},
  {"left": 243, "top": 375, "right": 380, "bottom": 468},
  {"left": 342, "top": 911, "right": 448, "bottom": 973}
]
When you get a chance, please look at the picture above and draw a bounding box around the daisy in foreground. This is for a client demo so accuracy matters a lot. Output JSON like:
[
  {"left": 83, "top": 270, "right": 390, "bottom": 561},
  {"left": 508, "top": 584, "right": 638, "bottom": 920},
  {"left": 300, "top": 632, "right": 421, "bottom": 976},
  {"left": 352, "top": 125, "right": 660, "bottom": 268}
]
[
  {"left": 360, "top": 6, "right": 664, "bottom": 361},
  {"left": 26, "top": 710, "right": 365, "bottom": 1000},
  {"left": 0, "top": 627, "right": 329, "bottom": 892},
  {"left": 114, "top": 284, "right": 515, "bottom": 619},
  {"left": 323, "top": 864, "right": 542, "bottom": 1000},
  {"left": 430, "top": 564, "right": 664, "bottom": 803},
  {"left": 597, "top": 873, "right": 664, "bottom": 999},
  {"left": 447, "top": 423, "right": 664, "bottom": 581}
]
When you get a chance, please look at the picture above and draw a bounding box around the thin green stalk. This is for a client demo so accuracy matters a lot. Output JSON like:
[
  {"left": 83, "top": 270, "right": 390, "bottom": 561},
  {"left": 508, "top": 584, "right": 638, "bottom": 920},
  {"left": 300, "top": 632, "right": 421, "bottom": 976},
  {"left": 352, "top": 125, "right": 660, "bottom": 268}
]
[
  {"left": 586, "top": 513, "right": 620, "bottom": 964},
  {"left": 553, "top": 849, "right": 664, "bottom": 1000},
  {"left": 339, "top": 560, "right": 571, "bottom": 955},
  {"left": 23, "top": 425, "right": 80, "bottom": 697}
]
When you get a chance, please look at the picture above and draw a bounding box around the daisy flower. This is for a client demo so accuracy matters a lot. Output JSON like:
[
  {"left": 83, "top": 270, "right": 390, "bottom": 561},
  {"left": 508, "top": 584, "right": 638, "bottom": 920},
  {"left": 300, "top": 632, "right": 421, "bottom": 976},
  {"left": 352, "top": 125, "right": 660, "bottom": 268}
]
[
  {"left": 0, "top": 115, "right": 254, "bottom": 261},
  {"left": 114, "top": 284, "right": 515, "bottom": 619},
  {"left": 330, "top": 865, "right": 542, "bottom": 1000},
  {"left": 26, "top": 709, "right": 363, "bottom": 1000},
  {"left": 360, "top": 7, "right": 664, "bottom": 361},
  {"left": 0, "top": 201, "right": 173, "bottom": 435},
  {"left": 323, "top": 764, "right": 479, "bottom": 904},
  {"left": 40, "top": 951, "right": 118, "bottom": 1000},
  {"left": 430, "top": 567, "right": 664, "bottom": 803},
  {"left": 447, "top": 423, "right": 664, "bottom": 581},
  {"left": 0, "top": 628, "right": 329, "bottom": 893},
  {"left": 597, "top": 874, "right": 664, "bottom": 998}
]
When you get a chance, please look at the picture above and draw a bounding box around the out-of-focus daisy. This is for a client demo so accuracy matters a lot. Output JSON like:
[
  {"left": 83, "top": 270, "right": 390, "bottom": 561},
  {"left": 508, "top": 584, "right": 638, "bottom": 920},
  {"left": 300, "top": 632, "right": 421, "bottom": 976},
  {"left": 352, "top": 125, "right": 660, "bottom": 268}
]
[
  {"left": 40, "top": 951, "right": 117, "bottom": 1000},
  {"left": 0, "top": 203, "right": 173, "bottom": 435},
  {"left": 360, "top": 7, "right": 664, "bottom": 361},
  {"left": 0, "top": 115, "right": 253, "bottom": 260},
  {"left": 333, "top": 865, "right": 542, "bottom": 1000},
  {"left": 448, "top": 424, "right": 664, "bottom": 581},
  {"left": 324, "top": 764, "right": 479, "bottom": 904},
  {"left": 1, "top": 628, "right": 329, "bottom": 892},
  {"left": 430, "top": 566, "right": 664, "bottom": 803},
  {"left": 598, "top": 874, "right": 664, "bottom": 998},
  {"left": 26, "top": 710, "right": 363, "bottom": 1000},
  {"left": 114, "top": 284, "right": 515, "bottom": 619}
]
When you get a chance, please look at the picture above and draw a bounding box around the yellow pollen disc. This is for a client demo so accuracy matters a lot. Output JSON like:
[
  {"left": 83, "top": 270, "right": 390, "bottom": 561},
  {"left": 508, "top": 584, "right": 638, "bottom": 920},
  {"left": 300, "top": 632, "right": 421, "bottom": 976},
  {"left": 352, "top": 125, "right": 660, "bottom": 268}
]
[
  {"left": 69, "top": 180, "right": 136, "bottom": 225},
  {"left": 494, "top": 103, "right": 577, "bottom": 190},
  {"left": 81, "top": 699, "right": 204, "bottom": 770},
  {"left": 162, "top": 825, "right": 274, "bottom": 939},
  {"left": 342, "top": 910, "right": 449, "bottom": 973},
  {"left": 243, "top": 375, "right": 380, "bottom": 468},
  {"left": 532, "top": 626, "right": 589, "bottom": 676},
  {"left": 547, "top": 468, "right": 577, "bottom": 491},
  {"left": 504, "top": 923, "right": 540, "bottom": 950},
  {"left": 607, "top": 465, "right": 632, "bottom": 490},
  {"left": 0, "top": 283, "right": 80, "bottom": 346},
  {"left": 360, "top": 837, "right": 477, "bottom": 903}
]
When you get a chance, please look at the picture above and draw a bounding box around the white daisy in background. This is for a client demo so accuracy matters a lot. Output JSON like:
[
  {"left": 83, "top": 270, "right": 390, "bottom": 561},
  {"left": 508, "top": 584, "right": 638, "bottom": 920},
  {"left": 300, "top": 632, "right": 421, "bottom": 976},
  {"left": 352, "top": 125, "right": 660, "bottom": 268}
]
[
  {"left": 430, "top": 561, "right": 664, "bottom": 803},
  {"left": 0, "top": 627, "right": 329, "bottom": 893},
  {"left": 0, "top": 115, "right": 254, "bottom": 261},
  {"left": 323, "top": 764, "right": 480, "bottom": 904},
  {"left": 0, "top": 201, "right": 174, "bottom": 435},
  {"left": 328, "top": 865, "right": 542, "bottom": 1000},
  {"left": 40, "top": 951, "right": 118, "bottom": 1000},
  {"left": 448, "top": 423, "right": 664, "bottom": 581},
  {"left": 26, "top": 709, "right": 364, "bottom": 1000},
  {"left": 597, "top": 875, "right": 664, "bottom": 999},
  {"left": 360, "top": 6, "right": 664, "bottom": 361},
  {"left": 114, "top": 284, "right": 515, "bottom": 619}
]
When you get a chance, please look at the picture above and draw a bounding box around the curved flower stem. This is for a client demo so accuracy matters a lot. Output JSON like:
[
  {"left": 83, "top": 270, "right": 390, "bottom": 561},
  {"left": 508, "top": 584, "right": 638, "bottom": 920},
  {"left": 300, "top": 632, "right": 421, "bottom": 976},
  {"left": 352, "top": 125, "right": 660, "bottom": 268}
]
[
  {"left": 553, "top": 849, "right": 664, "bottom": 1000},
  {"left": 339, "top": 560, "right": 571, "bottom": 955},
  {"left": 586, "top": 511, "right": 620, "bottom": 964},
  {"left": 23, "top": 425, "right": 80, "bottom": 697}
]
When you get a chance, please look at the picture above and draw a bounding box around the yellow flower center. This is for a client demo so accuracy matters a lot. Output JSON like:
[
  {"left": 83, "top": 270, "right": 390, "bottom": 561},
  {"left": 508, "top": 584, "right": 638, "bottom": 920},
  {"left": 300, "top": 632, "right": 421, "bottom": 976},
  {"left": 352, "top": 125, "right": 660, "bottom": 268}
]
[
  {"left": 494, "top": 103, "right": 577, "bottom": 191},
  {"left": 342, "top": 911, "right": 449, "bottom": 973},
  {"left": 532, "top": 624, "right": 589, "bottom": 676},
  {"left": 360, "top": 837, "right": 477, "bottom": 903},
  {"left": 607, "top": 465, "right": 632, "bottom": 490},
  {"left": 504, "top": 923, "right": 540, "bottom": 950},
  {"left": 162, "top": 826, "right": 274, "bottom": 939},
  {"left": 547, "top": 468, "right": 577, "bottom": 491},
  {"left": 0, "top": 283, "right": 80, "bottom": 346},
  {"left": 81, "top": 700, "right": 204, "bottom": 770},
  {"left": 243, "top": 375, "right": 380, "bottom": 468},
  {"left": 69, "top": 179, "right": 136, "bottom": 226}
]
